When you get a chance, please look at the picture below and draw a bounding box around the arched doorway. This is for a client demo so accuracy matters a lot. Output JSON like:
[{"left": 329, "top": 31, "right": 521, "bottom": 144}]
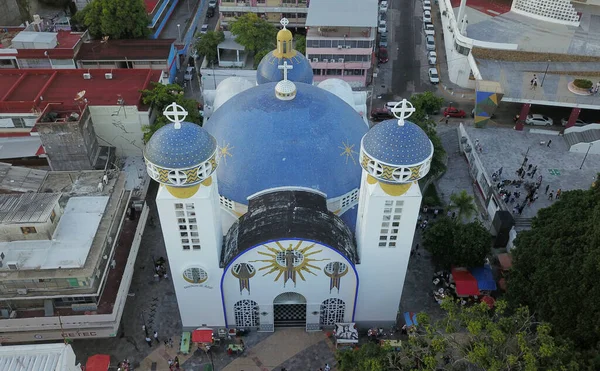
[{"left": 273, "top": 292, "right": 307, "bottom": 328}]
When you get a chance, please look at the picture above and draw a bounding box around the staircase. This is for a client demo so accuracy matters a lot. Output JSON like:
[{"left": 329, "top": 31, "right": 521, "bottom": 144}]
[
  {"left": 514, "top": 217, "right": 532, "bottom": 229},
  {"left": 564, "top": 128, "right": 600, "bottom": 147}
]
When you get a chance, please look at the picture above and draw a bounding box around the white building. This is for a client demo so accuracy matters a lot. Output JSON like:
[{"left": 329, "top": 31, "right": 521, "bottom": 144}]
[
  {"left": 145, "top": 37, "right": 432, "bottom": 330},
  {"left": 0, "top": 343, "right": 81, "bottom": 371}
]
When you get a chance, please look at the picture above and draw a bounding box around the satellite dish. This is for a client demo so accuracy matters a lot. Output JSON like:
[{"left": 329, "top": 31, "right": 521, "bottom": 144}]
[{"left": 74, "top": 90, "right": 86, "bottom": 101}]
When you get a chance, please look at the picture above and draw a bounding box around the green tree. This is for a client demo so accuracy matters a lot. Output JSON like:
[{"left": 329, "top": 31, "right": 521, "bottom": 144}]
[
  {"left": 423, "top": 218, "right": 491, "bottom": 269},
  {"left": 386, "top": 299, "right": 579, "bottom": 371},
  {"left": 410, "top": 91, "right": 444, "bottom": 116},
  {"left": 336, "top": 342, "right": 388, "bottom": 371},
  {"left": 195, "top": 30, "right": 225, "bottom": 64},
  {"left": 449, "top": 190, "right": 477, "bottom": 222},
  {"left": 229, "top": 13, "right": 276, "bottom": 55},
  {"left": 140, "top": 82, "right": 201, "bottom": 143},
  {"left": 408, "top": 92, "right": 446, "bottom": 177},
  {"left": 294, "top": 34, "right": 306, "bottom": 55},
  {"left": 74, "top": 0, "right": 150, "bottom": 39},
  {"left": 507, "top": 176, "right": 600, "bottom": 352}
]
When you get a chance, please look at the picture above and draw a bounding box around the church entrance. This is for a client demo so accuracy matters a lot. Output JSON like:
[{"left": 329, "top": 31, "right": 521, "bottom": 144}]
[{"left": 273, "top": 292, "right": 306, "bottom": 328}]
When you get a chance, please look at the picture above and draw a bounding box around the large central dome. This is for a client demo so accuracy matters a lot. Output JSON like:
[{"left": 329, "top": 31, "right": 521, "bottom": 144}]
[{"left": 203, "top": 82, "right": 368, "bottom": 205}]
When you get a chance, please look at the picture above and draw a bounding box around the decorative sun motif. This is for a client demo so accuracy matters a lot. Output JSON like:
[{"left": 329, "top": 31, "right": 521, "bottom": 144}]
[
  {"left": 218, "top": 141, "right": 234, "bottom": 164},
  {"left": 339, "top": 140, "right": 358, "bottom": 165},
  {"left": 250, "top": 241, "right": 329, "bottom": 287}
]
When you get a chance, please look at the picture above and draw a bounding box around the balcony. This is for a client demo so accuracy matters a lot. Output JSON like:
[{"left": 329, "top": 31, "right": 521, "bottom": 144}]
[
  {"left": 219, "top": 4, "right": 308, "bottom": 12},
  {"left": 307, "top": 26, "right": 375, "bottom": 39}
]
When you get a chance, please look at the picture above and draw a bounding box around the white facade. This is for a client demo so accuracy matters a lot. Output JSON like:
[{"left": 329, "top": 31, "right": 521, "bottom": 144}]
[
  {"left": 0, "top": 343, "right": 80, "bottom": 371},
  {"left": 511, "top": 0, "right": 580, "bottom": 26}
]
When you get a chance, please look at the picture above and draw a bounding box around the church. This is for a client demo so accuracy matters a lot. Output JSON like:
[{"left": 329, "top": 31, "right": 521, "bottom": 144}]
[{"left": 144, "top": 21, "right": 434, "bottom": 332}]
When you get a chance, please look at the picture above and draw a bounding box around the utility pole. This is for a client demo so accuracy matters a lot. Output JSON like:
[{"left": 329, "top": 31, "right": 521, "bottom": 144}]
[
  {"left": 541, "top": 60, "right": 551, "bottom": 87},
  {"left": 580, "top": 143, "right": 593, "bottom": 169}
]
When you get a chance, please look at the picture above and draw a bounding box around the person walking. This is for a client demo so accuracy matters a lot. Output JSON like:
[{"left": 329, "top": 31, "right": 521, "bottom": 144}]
[
  {"left": 445, "top": 117, "right": 449, "bottom": 125},
  {"left": 528, "top": 164, "right": 532, "bottom": 171},
  {"left": 545, "top": 184, "right": 550, "bottom": 194},
  {"left": 145, "top": 336, "right": 152, "bottom": 347},
  {"left": 548, "top": 191, "right": 554, "bottom": 200},
  {"left": 556, "top": 188, "right": 562, "bottom": 199},
  {"left": 547, "top": 139, "right": 552, "bottom": 147},
  {"left": 324, "top": 364, "right": 331, "bottom": 371},
  {"left": 153, "top": 330, "right": 160, "bottom": 344}
]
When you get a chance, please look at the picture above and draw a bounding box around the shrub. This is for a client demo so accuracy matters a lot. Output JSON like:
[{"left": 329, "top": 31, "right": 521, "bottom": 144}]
[{"left": 573, "top": 79, "right": 593, "bottom": 89}]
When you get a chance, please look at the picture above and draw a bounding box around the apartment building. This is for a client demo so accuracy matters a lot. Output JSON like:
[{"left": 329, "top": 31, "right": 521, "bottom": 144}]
[
  {"left": 219, "top": 0, "right": 309, "bottom": 28},
  {"left": 305, "top": 0, "right": 378, "bottom": 87}
]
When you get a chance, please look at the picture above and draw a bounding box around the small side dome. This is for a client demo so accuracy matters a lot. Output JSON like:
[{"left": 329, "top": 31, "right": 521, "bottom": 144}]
[
  {"left": 213, "top": 77, "right": 254, "bottom": 112},
  {"left": 318, "top": 79, "right": 355, "bottom": 108}
]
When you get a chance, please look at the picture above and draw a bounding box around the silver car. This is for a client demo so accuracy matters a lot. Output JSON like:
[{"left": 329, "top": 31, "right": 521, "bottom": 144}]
[
  {"left": 423, "top": 10, "right": 432, "bottom": 23},
  {"left": 428, "top": 51, "right": 437, "bottom": 65},
  {"left": 426, "top": 35, "right": 435, "bottom": 51},
  {"left": 525, "top": 114, "right": 553, "bottom": 126},
  {"left": 428, "top": 68, "right": 439, "bottom": 84}
]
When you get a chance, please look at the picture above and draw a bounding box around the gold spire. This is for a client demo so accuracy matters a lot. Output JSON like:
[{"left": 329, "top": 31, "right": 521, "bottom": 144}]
[{"left": 273, "top": 18, "right": 297, "bottom": 59}]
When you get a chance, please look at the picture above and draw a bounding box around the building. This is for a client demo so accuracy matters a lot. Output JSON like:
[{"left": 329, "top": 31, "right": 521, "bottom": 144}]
[
  {"left": 218, "top": 0, "right": 309, "bottom": 28},
  {"left": 0, "top": 343, "right": 81, "bottom": 371},
  {"left": 305, "top": 0, "right": 378, "bottom": 87},
  {"left": 145, "top": 33, "right": 432, "bottom": 331},
  {"left": 0, "top": 169, "right": 148, "bottom": 343}
]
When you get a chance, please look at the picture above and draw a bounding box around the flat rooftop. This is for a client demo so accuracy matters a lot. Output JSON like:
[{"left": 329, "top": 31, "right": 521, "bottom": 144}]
[
  {"left": 0, "top": 69, "right": 162, "bottom": 114},
  {"left": 0, "top": 30, "right": 84, "bottom": 59},
  {"left": 0, "top": 163, "right": 47, "bottom": 194},
  {"left": 77, "top": 38, "right": 175, "bottom": 61},
  {"left": 0, "top": 136, "right": 44, "bottom": 160},
  {"left": 0, "top": 343, "right": 76, "bottom": 371},
  {"left": 306, "top": 0, "right": 378, "bottom": 27}
]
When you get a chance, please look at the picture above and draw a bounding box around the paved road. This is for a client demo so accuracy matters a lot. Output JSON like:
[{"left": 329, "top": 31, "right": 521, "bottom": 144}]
[{"left": 160, "top": 0, "right": 199, "bottom": 42}]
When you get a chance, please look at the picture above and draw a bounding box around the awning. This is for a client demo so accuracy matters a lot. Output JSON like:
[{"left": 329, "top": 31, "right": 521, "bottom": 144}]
[
  {"left": 404, "top": 312, "right": 418, "bottom": 327},
  {"left": 469, "top": 264, "right": 497, "bottom": 291},
  {"left": 191, "top": 328, "right": 213, "bottom": 343},
  {"left": 85, "top": 354, "right": 110, "bottom": 371},
  {"left": 451, "top": 268, "right": 480, "bottom": 296},
  {"left": 498, "top": 253, "right": 513, "bottom": 271}
]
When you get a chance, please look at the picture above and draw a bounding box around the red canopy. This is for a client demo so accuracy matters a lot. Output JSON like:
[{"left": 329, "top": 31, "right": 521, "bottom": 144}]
[
  {"left": 85, "top": 354, "right": 110, "bottom": 371},
  {"left": 452, "top": 268, "right": 480, "bottom": 296},
  {"left": 191, "top": 328, "right": 213, "bottom": 343}
]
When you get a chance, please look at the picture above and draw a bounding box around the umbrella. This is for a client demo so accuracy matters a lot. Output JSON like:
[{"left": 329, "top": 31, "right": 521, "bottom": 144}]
[
  {"left": 481, "top": 295, "right": 495, "bottom": 309},
  {"left": 404, "top": 312, "right": 418, "bottom": 327}
]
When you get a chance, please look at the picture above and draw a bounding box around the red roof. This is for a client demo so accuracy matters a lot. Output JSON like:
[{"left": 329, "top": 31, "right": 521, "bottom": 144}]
[
  {"left": 191, "top": 328, "right": 213, "bottom": 343},
  {"left": 0, "top": 68, "right": 162, "bottom": 113},
  {"left": 146, "top": 0, "right": 160, "bottom": 13},
  {"left": 3, "top": 31, "right": 84, "bottom": 59},
  {"left": 76, "top": 39, "right": 175, "bottom": 61},
  {"left": 85, "top": 354, "right": 110, "bottom": 371},
  {"left": 451, "top": 268, "right": 480, "bottom": 296}
]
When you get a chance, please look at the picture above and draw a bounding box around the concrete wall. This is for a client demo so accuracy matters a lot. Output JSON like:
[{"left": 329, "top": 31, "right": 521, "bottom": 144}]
[
  {"left": 89, "top": 106, "right": 147, "bottom": 157},
  {"left": 0, "top": 0, "right": 21, "bottom": 26}
]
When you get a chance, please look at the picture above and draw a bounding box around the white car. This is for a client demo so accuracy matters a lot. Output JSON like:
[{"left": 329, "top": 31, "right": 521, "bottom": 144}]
[
  {"left": 385, "top": 101, "right": 404, "bottom": 110},
  {"left": 525, "top": 114, "right": 553, "bottom": 126},
  {"left": 428, "top": 67, "right": 439, "bottom": 84},
  {"left": 208, "top": 0, "right": 216, "bottom": 7},
  {"left": 423, "top": 22, "right": 435, "bottom": 36},
  {"left": 561, "top": 118, "right": 587, "bottom": 126},
  {"left": 379, "top": 1, "right": 388, "bottom": 12},
  {"left": 423, "top": 0, "right": 431, "bottom": 11},
  {"left": 378, "top": 21, "right": 387, "bottom": 34},
  {"left": 428, "top": 50, "right": 437, "bottom": 65},
  {"left": 426, "top": 35, "right": 435, "bottom": 51},
  {"left": 423, "top": 10, "right": 432, "bottom": 23},
  {"left": 200, "top": 24, "right": 209, "bottom": 34}
]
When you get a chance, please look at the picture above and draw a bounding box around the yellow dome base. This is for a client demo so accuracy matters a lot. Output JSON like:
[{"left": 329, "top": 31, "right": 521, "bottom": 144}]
[
  {"left": 166, "top": 184, "right": 200, "bottom": 198},
  {"left": 367, "top": 175, "right": 412, "bottom": 196}
]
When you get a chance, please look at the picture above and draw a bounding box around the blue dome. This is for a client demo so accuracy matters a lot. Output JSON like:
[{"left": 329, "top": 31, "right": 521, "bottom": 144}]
[
  {"left": 363, "top": 119, "right": 432, "bottom": 165},
  {"left": 145, "top": 122, "right": 217, "bottom": 169},
  {"left": 204, "top": 82, "right": 367, "bottom": 205},
  {"left": 256, "top": 51, "right": 313, "bottom": 85}
]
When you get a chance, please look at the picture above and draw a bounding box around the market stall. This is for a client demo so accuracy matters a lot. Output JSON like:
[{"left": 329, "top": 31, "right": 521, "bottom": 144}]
[
  {"left": 85, "top": 354, "right": 110, "bottom": 371},
  {"left": 451, "top": 268, "right": 480, "bottom": 297},
  {"left": 192, "top": 328, "right": 214, "bottom": 352},
  {"left": 180, "top": 331, "right": 191, "bottom": 355},
  {"left": 470, "top": 264, "right": 497, "bottom": 292},
  {"left": 333, "top": 322, "right": 358, "bottom": 349}
]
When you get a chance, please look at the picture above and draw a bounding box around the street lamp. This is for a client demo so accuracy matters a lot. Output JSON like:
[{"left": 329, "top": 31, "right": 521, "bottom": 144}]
[
  {"left": 177, "top": 24, "right": 181, "bottom": 42},
  {"left": 541, "top": 60, "right": 551, "bottom": 87},
  {"left": 580, "top": 143, "right": 593, "bottom": 169}
]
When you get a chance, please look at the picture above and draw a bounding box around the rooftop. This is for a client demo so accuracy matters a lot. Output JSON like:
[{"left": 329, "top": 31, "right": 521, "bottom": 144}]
[
  {"left": 0, "top": 136, "right": 44, "bottom": 160},
  {"left": 218, "top": 32, "right": 245, "bottom": 51},
  {"left": 0, "top": 193, "right": 60, "bottom": 225},
  {"left": 0, "top": 69, "right": 162, "bottom": 114},
  {"left": 76, "top": 38, "right": 175, "bottom": 61},
  {"left": 306, "top": 0, "right": 378, "bottom": 28},
  {"left": 0, "top": 163, "right": 47, "bottom": 194},
  {"left": 0, "top": 343, "right": 77, "bottom": 371},
  {"left": 0, "top": 30, "right": 85, "bottom": 59}
]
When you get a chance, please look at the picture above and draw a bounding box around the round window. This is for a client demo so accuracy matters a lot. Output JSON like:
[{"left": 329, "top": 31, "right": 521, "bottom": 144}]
[
  {"left": 182, "top": 267, "right": 208, "bottom": 284},
  {"left": 276, "top": 250, "right": 304, "bottom": 267}
]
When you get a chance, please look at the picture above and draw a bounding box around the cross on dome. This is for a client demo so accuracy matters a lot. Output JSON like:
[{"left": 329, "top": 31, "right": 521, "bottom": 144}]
[
  {"left": 391, "top": 99, "right": 415, "bottom": 126},
  {"left": 163, "top": 102, "right": 189, "bottom": 129},
  {"left": 280, "top": 18, "right": 289, "bottom": 29},
  {"left": 278, "top": 61, "right": 293, "bottom": 81}
]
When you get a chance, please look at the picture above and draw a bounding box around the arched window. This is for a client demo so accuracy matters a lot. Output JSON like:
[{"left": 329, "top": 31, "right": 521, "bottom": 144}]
[
  {"left": 320, "top": 298, "right": 345, "bottom": 326},
  {"left": 234, "top": 299, "right": 259, "bottom": 327}
]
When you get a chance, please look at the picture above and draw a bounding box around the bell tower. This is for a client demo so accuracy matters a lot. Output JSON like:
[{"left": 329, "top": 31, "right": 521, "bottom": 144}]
[{"left": 353, "top": 100, "right": 434, "bottom": 328}]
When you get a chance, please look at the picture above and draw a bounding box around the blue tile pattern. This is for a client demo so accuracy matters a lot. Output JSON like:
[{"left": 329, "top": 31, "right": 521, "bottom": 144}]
[
  {"left": 363, "top": 120, "right": 432, "bottom": 165},
  {"left": 145, "top": 122, "right": 217, "bottom": 168},
  {"left": 339, "top": 205, "right": 358, "bottom": 231},
  {"left": 204, "top": 82, "right": 367, "bottom": 205},
  {"left": 256, "top": 51, "right": 314, "bottom": 85}
]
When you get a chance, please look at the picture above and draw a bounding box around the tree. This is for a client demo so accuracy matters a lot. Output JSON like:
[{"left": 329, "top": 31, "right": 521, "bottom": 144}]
[
  {"left": 449, "top": 190, "right": 477, "bottom": 222},
  {"left": 423, "top": 218, "right": 491, "bottom": 270},
  {"left": 229, "top": 13, "right": 276, "bottom": 55},
  {"left": 294, "top": 34, "right": 306, "bottom": 55},
  {"left": 336, "top": 342, "right": 388, "bottom": 371},
  {"left": 140, "top": 82, "right": 202, "bottom": 142},
  {"left": 195, "top": 30, "right": 224, "bottom": 64},
  {"left": 507, "top": 176, "right": 600, "bottom": 352},
  {"left": 253, "top": 48, "right": 270, "bottom": 69},
  {"left": 74, "top": 0, "right": 150, "bottom": 39},
  {"left": 408, "top": 92, "right": 446, "bottom": 177},
  {"left": 386, "top": 299, "right": 579, "bottom": 371}
]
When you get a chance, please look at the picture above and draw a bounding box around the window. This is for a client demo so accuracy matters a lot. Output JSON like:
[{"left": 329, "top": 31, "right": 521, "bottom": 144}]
[
  {"left": 312, "top": 69, "right": 322, "bottom": 75},
  {"left": 176, "top": 204, "right": 200, "bottom": 250},
  {"left": 220, "top": 196, "right": 234, "bottom": 210},
  {"left": 222, "top": 11, "right": 235, "bottom": 17},
  {"left": 183, "top": 267, "right": 208, "bottom": 283},
  {"left": 320, "top": 298, "right": 345, "bottom": 326},
  {"left": 326, "top": 69, "right": 342, "bottom": 75},
  {"left": 234, "top": 300, "right": 259, "bottom": 327},
  {"left": 341, "top": 189, "right": 359, "bottom": 208},
  {"left": 21, "top": 227, "right": 37, "bottom": 234},
  {"left": 379, "top": 200, "right": 403, "bottom": 247},
  {"left": 297, "top": 13, "right": 306, "bottom": 18}
]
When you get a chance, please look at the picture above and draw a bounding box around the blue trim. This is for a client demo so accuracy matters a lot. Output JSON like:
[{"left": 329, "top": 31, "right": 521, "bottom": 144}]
[
  {"left": 177, "top": 0, "right": 206, "bottom": 56},
  {"left": 167, "top": 43, "right": 177, "bottom": 83},
  {"left": 219, "top": 237, "right": 360, "bottom": 327},
  {"left": 151, "top": 0, "right": 179, "bottom": 39},
  {"left": 148, "top": 0, "right": 172, "bottom": 29}
]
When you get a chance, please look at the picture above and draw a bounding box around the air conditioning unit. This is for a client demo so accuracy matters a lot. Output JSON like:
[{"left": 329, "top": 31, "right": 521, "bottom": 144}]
[
  {"left": 346, "top": 45, "right": 351, "bottom": 49},
  {"left": 83, "top": 73, "right": 91, "bottom": 80},
  {"left": 17, "top": 288, "right": 27, "bottom": 295},
  {"left": 7, "top": 262, "right": 18, "bottom": 270},
  {"left": 329, "top": 59, "right": 335, "bottom": 63},
  {"left": 312, "top": 58, "right": 319, "bottom": 62},
  {"left": 105, "top": 73, "right": 113, "bottom": 79},
  {"left": 338, "top": 58, "right": 344, "bottom": 63},
  {"left": 337, "top": 45, "right": 343, "bottom": 49}
]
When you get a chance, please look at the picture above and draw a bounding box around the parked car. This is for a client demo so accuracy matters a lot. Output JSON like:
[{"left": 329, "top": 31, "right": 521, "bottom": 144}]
[
  {"left": 208, "top": 0, "right": 217, "bottom": 7},
  {"left": 427, "top": 50, "right": 437, "bottom": 65},
  {"left": 423, "top": 22, "right": 435, "bottom": 36},
  {"left": 371, "top": 108, "right": 394, "bottom": 121},
  {"left": 423, "top": 0, "right": 431, "bottom": 11},
  {"left": 184, "top": 66, "right": 195, "bottom": 81},
  {"left": 423, "top": 10, "right": 432, "bottom": 22},
  {"left": 200, "top": 24, "right": 209, "bottom": 34},
  {"left": 386, "top": 101, "right": 403, "bottom": 110},
  {"left": 207, "top": 7, "right": 215, "bottom": 17},
  {"left": 379, "top": 1, "right": 388, "bottom": 12},
  {"left": 426, "top": 35, "right": 435, "bottom": 50},
  {"left": 444, "top": 106, "right": 466, "bottom": 118},
  {"left": 378, "top": 47, "right": 389, "bottom": 64},
  {"left": 428, "top": 67, "right": 439, "bottom": 84},
  {"left": 379, "top": 33, "right": 388, "bottom": 48},
  {"left": 378, "top": 21, "right": 387, "bottom": 34},
  {"left": 561, "top": 117, "right": 587, "bottom": 126},
  {"left": 525, "top": 114, "right": 553, "bottom": 126}
]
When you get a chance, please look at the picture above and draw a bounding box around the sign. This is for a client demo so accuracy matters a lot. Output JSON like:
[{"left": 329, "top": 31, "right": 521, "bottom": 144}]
[
  {"left": 183, "top": 284, "right": 214, "bottom": 290},
  {"left": 61, "top": 331, "right": 97, "bottom": 338},
  {"left": 548, "top": 169, "right": 561, "bottom": 176}
]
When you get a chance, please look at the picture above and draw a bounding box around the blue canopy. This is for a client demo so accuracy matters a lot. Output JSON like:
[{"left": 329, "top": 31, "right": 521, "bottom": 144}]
[
  {"left": 404, "top": 312, "right": 418, "bottom": 327},
  {"left": 469, "top": 264, "right": 497, "bottom": 291}
]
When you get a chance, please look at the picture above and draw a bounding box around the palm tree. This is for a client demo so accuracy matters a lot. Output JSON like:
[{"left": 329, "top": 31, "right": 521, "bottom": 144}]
[{"left": 449, "top": 190, "right": 477, "bottom": 222}]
